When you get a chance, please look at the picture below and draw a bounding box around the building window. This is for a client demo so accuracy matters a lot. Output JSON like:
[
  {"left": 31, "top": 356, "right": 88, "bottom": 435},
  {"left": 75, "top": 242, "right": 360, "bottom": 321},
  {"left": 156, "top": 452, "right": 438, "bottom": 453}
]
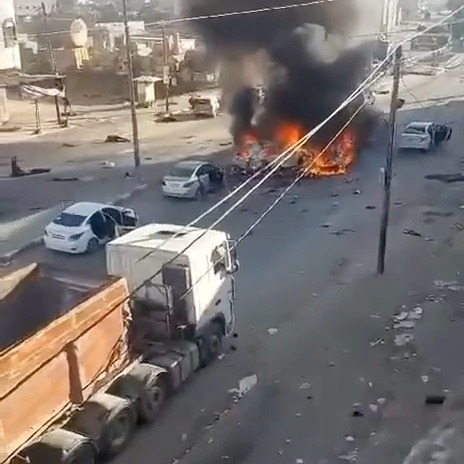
[{"left": 3, "top": 19, "right": 17, "bottom": 48}]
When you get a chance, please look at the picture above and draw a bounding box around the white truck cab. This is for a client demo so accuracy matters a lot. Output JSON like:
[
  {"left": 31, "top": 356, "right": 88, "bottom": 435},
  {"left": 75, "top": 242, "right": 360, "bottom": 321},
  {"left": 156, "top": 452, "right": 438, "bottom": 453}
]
[{"left": 106, "top": 223, "right": 238, "bottom": 364}]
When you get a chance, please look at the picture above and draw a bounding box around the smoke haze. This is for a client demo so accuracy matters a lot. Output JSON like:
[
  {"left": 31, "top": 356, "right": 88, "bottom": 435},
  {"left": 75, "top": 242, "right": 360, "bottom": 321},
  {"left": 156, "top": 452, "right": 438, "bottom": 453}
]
[{"left": 182, "top": 0, "right": 379, "bottom": 143}]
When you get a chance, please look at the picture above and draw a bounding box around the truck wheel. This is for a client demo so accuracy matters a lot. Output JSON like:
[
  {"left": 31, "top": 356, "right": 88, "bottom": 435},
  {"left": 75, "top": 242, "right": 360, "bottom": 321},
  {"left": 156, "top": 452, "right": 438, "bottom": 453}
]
[
  {"left": 100, "top": 403, "right": 136, "bottom": 457},
  {"left": 16, "top": 429, "right": 96, "bottom": 464},
  {"left": 207, "top": 322, "right": 224, "bottom": 359},
  {"left": 67, "top": 393, "right": 136, "bottom": 459},
  {"left": 198, "top": 322, "right": 224, "bottom": 366}
]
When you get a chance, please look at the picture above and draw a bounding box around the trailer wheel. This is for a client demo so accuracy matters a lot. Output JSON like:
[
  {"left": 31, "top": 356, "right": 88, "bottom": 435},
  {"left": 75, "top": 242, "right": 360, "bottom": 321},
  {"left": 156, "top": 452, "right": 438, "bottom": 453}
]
[
  {"left": 67, "top": 393, "right": 136, "bottom": 459},
  {"left": 138, "top": 376, "right": 167, "bottom": 423},
  {"left": 100, "top": 402, "right": 136, "bottom": 457},
  {"left": 15, "top": 429, "right": 96, "bottom": 464}
]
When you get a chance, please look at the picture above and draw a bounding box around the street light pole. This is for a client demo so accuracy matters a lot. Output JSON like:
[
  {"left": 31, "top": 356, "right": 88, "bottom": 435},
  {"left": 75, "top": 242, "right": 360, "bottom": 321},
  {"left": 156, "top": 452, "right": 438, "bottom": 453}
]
[
  {"left": 162, "top": 24, "right": 170, "bottom": 113},
  {"left": 122, "top": 0, "right": 141, "bottom": 169},
  {"left": 41, "top": 2, "right": 61, "bottom": 127},
  {"left": 376, "top": 45, "right": 402, "bottom": 275}
]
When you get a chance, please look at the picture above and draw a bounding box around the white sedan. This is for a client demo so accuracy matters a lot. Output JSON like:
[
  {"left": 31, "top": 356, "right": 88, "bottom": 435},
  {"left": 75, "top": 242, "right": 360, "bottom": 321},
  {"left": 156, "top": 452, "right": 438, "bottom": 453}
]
[
  {"left": 44, "top": 202, "right": 138, "bottom": 254},
  {"left": 398, "top": 121, "right": 435, "bottom": 151}
]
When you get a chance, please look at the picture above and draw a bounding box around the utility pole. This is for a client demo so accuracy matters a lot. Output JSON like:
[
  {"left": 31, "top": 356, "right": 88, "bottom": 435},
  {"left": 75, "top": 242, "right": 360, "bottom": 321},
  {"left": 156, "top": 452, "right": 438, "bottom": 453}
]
[
  {"left": 376, "top": 45, "right": 402, "bottom": 275},
  {"left": 122, "top": 0, "right": 141, "bottom": 169},
  {"left": 162, "top": 24, "right": 170, "bottom": 113},
  {"left": 41, "top": 2, "right": 61, "bottom": 126}
]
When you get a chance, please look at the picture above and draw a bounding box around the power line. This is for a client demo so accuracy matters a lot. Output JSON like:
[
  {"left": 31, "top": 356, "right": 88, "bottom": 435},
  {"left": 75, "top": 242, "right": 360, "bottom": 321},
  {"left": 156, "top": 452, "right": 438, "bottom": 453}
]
[
  {"left": 74, "top": 5, "right": 464, "bottom": 318},
  {"left": 135, "top": 5, "right": 464, "bottom": 266},
  {"left": 134, "top": 8, "right": 464, "bottom": 265},
  {"left": 176, "top": 101, "right": 369, "bottom": 304},
  {"left": 24, "top": 2, "right": 464, "bottom": 38}
]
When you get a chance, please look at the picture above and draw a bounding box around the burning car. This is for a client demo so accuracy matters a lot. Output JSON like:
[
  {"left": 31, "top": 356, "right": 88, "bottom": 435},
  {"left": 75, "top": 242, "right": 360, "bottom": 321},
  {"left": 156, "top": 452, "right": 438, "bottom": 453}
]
[{"left": 232, "top": 120, "right": 358, "bottom": 178}]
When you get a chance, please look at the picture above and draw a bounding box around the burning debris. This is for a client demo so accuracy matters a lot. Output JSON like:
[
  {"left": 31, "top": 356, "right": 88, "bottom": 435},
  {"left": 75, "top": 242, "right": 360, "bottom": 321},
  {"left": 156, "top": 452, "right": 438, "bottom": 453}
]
[{"left": 184, "top": 0, "right": 378, "bottom": 177}]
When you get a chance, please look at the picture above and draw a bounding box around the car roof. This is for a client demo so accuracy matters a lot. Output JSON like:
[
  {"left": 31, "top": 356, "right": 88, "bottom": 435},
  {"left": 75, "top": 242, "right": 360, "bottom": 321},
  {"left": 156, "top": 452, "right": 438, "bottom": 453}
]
[
  {"left": 63, "top": 201, "right": 113, "bottom": 217},
  {"left": 173, "top": 160, "right": 207, "bottom": 170},
  {"left": 405, "top": 121, "right": 434, "bottom": 128}
]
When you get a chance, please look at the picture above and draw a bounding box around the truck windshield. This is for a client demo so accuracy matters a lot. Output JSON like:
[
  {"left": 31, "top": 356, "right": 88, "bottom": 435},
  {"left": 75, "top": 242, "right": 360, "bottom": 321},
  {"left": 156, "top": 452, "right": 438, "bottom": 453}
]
[{"left": 53, "top": 212, "right": 86, "bottom": 227}]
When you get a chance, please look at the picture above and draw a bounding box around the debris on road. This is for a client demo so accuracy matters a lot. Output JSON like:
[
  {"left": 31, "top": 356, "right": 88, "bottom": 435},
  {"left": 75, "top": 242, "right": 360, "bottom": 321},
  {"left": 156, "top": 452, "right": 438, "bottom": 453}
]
[
  {"left": 365, "top": 205, "right": 376, "bottom": 210},
  {"left": 10, "top": 156, "right": 51, "bottom": 177},
  {"left": 330, "top": 229, "right": 356, "bottom": 236},
  {"left": 369, "top": 403, "right": 379, "bottom": 413},
  {"left": 321, "top": 223, "right": 331, "bottom": 228},
  {"left": 50, "top": 176, "right": 79, "bottom": 182},
  {"left": 425, "top": 394, "right": 446, "bottom": 405},
  {"left": 101, "top": 160, "right": 116, "bottom": 168},
  {"left": 394, "top": 200, "right": 404, "bottom": 206},
  {"left": 377, "top": 397, "right": 386, "bottom": 405},
  {"left": 299, "top": 382, "right": 311, "bottom": 390},
  {"left": 403, "top": 228, "right": 422, "bottom": 237},
  {"left": 105, "top": 134, "right": 130, "bottom": 143},
  {"left": 422, "top": 210, "right": 454, "bottom": 217},
  {"left": 352, "top": 409, "right": 364, "bottom": 417},
  {"left": 267, "top": 328, "right": 278, "bottom": 335},
  {"left": 369, "top": 338, "right": 384, "bottom": 347},
  {"left": 228, "top": 374, "right": 258, "bottom": 399},
  {"left": 345, "top": 435, "right": 355, "bottom": 442},
  {"left": 393, "top": 320, "right": 416, "bottom": 330},
  {"left": 394, "top": 333, "right": 414, "bottom": 347},
  {"left": 353, "top": 189, "right": 362, "bottom": 195},
  {"left": 455, "top": 223, "right": 464, "bottom": 231},
  {"left": 434, "top": 280, "right": 461, "bottom": 291},
  {"left": 421, "top": 375, "right": 429, "bottom": 383},
  {"left": 425, "top": 173, "right": 464, "bottom": 183}
]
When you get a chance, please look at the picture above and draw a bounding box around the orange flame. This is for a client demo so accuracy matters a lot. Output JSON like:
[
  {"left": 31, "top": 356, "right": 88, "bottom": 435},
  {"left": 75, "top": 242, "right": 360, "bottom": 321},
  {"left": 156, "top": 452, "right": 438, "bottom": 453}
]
[
  {"left": 273, "top": 121, "right": 357, "bottom": 177},
  {"left": 235, "top": 120, "right": 357, "bottom": 177}
]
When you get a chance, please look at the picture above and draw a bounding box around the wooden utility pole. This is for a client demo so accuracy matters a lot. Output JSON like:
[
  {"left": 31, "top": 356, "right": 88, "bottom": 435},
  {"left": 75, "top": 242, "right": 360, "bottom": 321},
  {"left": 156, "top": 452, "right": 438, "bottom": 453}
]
[
  {"left": 122, "top": 0, "right": 141, "bottom": 169},
  {"left": 41, "top": 2, "right": 61, "bottom": 126},
  {"left": 162, "top": 24, "right": 170, "bottom": 113},
  {"left": 377, "top": 45, "right": 402, "bottom": 275}
]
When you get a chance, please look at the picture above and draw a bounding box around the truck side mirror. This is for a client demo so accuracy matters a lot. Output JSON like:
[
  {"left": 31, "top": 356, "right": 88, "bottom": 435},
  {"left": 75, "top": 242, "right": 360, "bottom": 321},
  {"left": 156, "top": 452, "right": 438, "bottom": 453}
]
[{"left": 227, "top": 240, "right": 240, "bottom": 274}]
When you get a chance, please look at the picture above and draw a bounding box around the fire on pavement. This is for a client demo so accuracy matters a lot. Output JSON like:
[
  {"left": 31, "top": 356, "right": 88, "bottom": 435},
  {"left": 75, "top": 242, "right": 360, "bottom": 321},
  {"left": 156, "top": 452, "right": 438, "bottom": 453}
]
[{"left": 235, "top": 121, "right": 357, "bottom": 177}]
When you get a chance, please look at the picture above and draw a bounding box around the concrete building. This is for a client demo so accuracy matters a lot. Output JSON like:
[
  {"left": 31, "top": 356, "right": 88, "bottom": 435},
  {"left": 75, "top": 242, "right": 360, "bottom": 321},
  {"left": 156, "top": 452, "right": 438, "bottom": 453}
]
[
  {"left": 381, "top": 0, "right": 401, "bottom": 35},
  {"left": 14, "top": 0, "right": 57, "bottom": 18},
  {"left": 0, "top": 0, "right": 21, "bottom": 123}
]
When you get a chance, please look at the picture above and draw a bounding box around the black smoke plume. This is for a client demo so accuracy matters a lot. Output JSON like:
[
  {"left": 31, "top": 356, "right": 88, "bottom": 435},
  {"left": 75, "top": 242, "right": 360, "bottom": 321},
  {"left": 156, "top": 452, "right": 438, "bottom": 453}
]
[{"left": 183, "top": 0, "right": 375, "bottom": 144}]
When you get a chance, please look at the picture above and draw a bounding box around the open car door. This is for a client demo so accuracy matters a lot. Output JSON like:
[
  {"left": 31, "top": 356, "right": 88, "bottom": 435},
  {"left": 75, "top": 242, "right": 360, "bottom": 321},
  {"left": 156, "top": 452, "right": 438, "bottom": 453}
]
[{"left": 121, "top": 207, "right": 139, "bottom": 231}]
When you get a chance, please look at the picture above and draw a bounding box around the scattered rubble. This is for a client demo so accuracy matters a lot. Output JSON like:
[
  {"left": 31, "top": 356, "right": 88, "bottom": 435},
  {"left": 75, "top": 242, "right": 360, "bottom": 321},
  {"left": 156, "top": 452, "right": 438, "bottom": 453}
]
[
  {"left": 105, "top": 134, "right": 130, "bottom": 143},
  {"left": 267, "top": 328, "right": 278, "bottom": 335},
  {"left": 369, "top": 338, "right": 384, "bottom": 347},
  {"left": 422, "top": 210, "right": 453, "bottom": 217},
  {"left": 394, "top": 333, "right": 415, "bottom": 347},
  {"left": 403, "top": 228, "right": 422, "bottom": 237},
  {"left": 425, "top": 394, "right": 445, "bottom": 405},
  {"left": 329, "top": 229, "right": 356, "bottom": 236},
  {"left": 425, "top": 173, "right": 464, "bottom": 183},
  {"left": 434, "top": 280, "right": 461, "bottom": 291},
  {"left": 228, "top": 374, "right": 258, "bottom": 399}
]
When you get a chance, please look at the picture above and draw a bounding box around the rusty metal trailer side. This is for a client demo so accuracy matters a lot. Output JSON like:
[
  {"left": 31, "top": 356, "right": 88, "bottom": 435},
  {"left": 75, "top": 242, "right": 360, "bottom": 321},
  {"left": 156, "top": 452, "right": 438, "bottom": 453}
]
[{"left": 0, "top": 276, "right": 132, "bottom": 463}]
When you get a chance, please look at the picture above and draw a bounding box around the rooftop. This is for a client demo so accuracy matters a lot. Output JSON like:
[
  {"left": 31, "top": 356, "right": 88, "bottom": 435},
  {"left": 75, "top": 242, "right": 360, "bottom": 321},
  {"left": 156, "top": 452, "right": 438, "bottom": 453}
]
[{"left": 108, "top": 223, "right": 226, "bottom": 257}]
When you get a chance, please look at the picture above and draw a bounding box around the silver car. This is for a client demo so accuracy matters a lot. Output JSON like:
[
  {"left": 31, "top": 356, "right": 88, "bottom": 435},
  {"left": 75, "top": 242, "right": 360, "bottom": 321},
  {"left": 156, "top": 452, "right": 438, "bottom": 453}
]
[{"left": 162, "top": 160, "right": 224, "bottom": 199}]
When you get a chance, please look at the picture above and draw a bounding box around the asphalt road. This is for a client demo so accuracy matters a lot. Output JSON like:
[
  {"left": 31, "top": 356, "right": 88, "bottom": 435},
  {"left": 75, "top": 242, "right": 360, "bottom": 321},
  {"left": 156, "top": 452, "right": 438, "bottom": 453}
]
[{"left": 6, "top": 53, "right": 464, "bottom": 462}]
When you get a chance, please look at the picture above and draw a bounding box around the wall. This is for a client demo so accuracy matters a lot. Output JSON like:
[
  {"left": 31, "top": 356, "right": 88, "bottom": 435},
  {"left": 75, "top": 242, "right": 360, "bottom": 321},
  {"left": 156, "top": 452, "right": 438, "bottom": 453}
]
[{"left": 0, "top": 0, "right": 20, "bottom": 71}]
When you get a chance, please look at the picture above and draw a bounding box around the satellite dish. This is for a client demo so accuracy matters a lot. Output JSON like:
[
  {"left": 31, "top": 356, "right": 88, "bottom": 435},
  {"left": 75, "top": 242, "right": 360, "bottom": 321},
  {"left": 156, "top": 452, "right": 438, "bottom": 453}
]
[{"left": 70, "top": 18, "right": 88, "bottom": 47}]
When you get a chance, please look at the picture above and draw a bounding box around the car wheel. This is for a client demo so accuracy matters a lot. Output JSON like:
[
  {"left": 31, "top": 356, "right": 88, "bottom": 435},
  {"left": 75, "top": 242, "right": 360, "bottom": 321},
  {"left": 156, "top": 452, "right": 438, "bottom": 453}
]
[{"left": 86, "top": 238, "right": 99, "bottom": 253}]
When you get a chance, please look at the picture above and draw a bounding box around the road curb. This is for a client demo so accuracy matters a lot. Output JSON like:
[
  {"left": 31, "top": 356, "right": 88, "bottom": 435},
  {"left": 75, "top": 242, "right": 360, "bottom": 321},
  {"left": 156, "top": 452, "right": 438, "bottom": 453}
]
[{"left": 0, "top": 182, "right": 148, "bottom": 266}]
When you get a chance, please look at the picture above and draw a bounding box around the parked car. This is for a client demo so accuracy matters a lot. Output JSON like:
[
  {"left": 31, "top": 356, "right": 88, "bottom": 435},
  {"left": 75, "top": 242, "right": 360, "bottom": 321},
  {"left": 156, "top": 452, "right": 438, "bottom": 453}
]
[
  {"left": 398, "top": 121, "right": 451, "bottom": 152},
  {"left": 162, "top": 160, "right": 224, "bottom": 199},
  {"left": 44, "top": 202, "right": 138, "bottom": 254}
]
